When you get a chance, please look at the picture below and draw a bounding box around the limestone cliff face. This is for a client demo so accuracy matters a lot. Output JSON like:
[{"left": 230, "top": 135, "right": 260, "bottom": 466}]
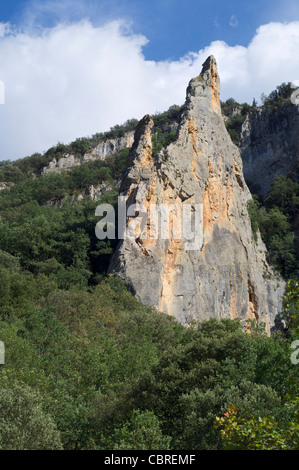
[
  {"left": 108, "top": 56, "right": 285, "bottom": 331},
  {"left": 241, "top": 104, "right": 299, "bottom": 198},
  {"left": 42, "top": 132, "right": 135, "bottom": 175}
]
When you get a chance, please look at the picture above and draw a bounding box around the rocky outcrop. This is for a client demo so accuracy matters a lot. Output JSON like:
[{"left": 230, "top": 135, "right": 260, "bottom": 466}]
[
  {"left": 241, "top": 104, "right": 299, "bottom": 198},
  {"left": 108, "top": 56, "right": 285, "bottom": 332},
  {"left": 0, "top": 182, "right": 11, "bottom": 191},
  {"left": 42, "top": 132, "right": 135, "bottom": 175},
  {"left": 77, "top": 182, "right": 113, "bottom": 202},
  {"left": 44, "top": 182, "right": 113, "bottom": 207}
]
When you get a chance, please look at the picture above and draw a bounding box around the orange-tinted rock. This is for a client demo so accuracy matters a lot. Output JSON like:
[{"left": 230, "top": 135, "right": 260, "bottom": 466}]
[{"left": 109, "top": 56, "right": 285, "bottom": 332}]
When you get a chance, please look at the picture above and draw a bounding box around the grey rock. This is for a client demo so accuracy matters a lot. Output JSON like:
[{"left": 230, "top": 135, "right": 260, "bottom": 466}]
[
  {"left": 241, "top": 104, "right": 299, "bottom": 198},
  {"left": 108, "top": 56, "right": 285, "bottom": 331},
  {"left": 0, "top": 182, "right": 11, "bottom": 191},
  {"left": 42, "top": 132, "right": 135, "bottom": 175}
]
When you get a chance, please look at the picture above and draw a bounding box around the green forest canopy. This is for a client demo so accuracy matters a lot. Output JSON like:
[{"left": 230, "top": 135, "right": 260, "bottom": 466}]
[{"left": 0, "top": 83, "right": 298, "bottom": 450}]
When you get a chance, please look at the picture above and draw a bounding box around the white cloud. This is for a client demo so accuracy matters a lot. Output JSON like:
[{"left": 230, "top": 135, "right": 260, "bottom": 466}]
[
  {"left": 229, "top": 15, "right": 239, "bottom": 28},
  {"left": 213, "top": 17, "right": 220, "bottom": 29},
  {"left": 1, "top": 19, "right": 299, "bottom": 160}
]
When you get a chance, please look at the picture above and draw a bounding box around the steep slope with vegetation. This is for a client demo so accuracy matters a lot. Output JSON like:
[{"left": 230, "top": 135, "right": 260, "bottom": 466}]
[
  {"left": 221, "top": 82, "right": 298, "bottom": 147},
  {"left": 0, "top": 78, "right": 298, "bottom": 450},
  {"left": 248, "top": 176, "right": 299, "bottom": 280},
  {"left": 0, "top": 269, "right": 298, "bottom": 449}
]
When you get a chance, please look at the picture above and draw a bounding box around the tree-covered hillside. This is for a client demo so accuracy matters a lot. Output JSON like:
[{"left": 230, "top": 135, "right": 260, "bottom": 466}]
[{"left": 0, "top": 93, "right": 298, "bottom": 450}]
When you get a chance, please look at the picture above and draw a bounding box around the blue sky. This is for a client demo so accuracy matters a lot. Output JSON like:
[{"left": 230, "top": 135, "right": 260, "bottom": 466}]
[
  {"left": 2, "top": 0, "right": 299, "bottom": 60},
  {"left": 1, "top": 0, "right": 299, "bottom": 160}
]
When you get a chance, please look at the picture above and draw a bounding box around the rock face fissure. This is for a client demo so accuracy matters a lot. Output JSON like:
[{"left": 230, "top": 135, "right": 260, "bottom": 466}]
[{"left": 108, "top": 56, "right": 285, "bottom": 331}]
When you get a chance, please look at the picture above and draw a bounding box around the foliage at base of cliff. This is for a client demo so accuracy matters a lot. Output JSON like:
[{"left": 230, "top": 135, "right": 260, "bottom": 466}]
[
  {"left": 216, "top": 283, "right": 299, "bottom": 451},
  {"left": 0, "top": 115, "right": 298, "bottom": 450},
  {"left": 0, "top": 269, "right": 297, "bottom": 449},
  {"left": 215, "top": 398, "right": 299, "bottom": 450},
  {"left": 248, "top": 176, "right": 299, "bottom": 280}
]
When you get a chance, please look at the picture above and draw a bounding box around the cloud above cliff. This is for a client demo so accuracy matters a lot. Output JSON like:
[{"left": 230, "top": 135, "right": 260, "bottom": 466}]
[{"left": 1, "top": 19, "right": 299, "bottom": 160}]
